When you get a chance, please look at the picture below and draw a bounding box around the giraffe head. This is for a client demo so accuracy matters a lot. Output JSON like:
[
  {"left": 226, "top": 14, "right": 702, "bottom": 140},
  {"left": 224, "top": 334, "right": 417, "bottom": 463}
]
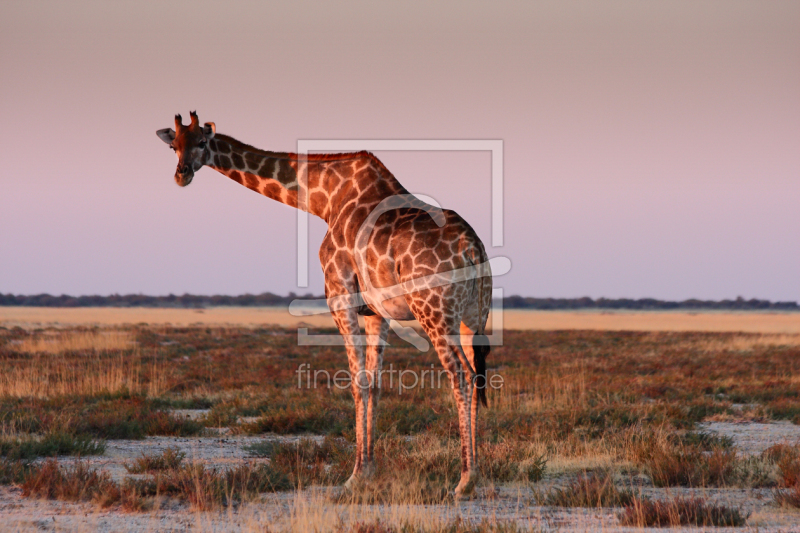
[{"left": 156, "top": 111, "right": 216, "bottom": 187}]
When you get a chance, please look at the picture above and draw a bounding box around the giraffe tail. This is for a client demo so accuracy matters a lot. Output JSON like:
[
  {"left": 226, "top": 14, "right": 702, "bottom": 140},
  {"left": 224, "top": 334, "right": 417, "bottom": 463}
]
[
  {"left": 468, "top": 242, "right": 492, "bottom": 408},
  {"left": 473, "top": 333, "right": 489, "bottom": 407}
]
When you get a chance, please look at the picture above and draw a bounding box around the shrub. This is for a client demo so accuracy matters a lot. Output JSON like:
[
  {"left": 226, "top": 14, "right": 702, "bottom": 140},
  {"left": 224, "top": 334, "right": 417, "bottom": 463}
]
[
  {"left": 241, "top": 407, "right": 352, "bottom": 436},
  {"left": 265, "top": 437, "right": 352, "bottom": 488},
  {"left": 337, "top": 518, "right": 524, "bottom": 533},
  {"left": 481, "top": 441, "right": 546, "bottom": 483},
  {"left": 618, "top": 497, "right": 749, "bottom": 527},
  {"left": 680, "top": 431, "right": 733, "bottom": 450},
  {"left": 0, "top": 459, "right": 31, "bottom": 484},
  {"left": 0, "top": 432, "right": 105, "bottom": 460},
  {"left": 21, "top": 459, "right": 117, "bottom": 503},
  {"left": 124, "top": 461, "right": 293, "bottom": 509},
  {"left": 774, "top": 484, "right": 800, "bottom": 508},
  {"left": 124, "top": 446, "right": 185, "bottom": 473},
  {"left": 629, "top": 432, "right": 740, "bottom": 487},
  {"left": 76, "top": 399, "right": 203, "bottom": 439},
  {"left": 762, "top": 443, "right": 800, "bottom": 487},
  {"left": 545, "top": 470, "right": 634, "bottom": 507}
]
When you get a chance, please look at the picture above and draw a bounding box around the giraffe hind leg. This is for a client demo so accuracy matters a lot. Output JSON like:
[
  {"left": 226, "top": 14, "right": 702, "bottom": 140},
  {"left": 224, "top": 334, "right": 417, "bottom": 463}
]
[{"left": 407, "top": 288, "right": 478, "bottom": 497}]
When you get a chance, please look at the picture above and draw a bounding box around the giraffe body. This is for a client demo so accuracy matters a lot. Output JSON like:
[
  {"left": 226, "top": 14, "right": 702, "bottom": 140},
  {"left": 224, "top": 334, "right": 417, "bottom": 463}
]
[{"left": 157, "top": 113, "right": 492, "bottom": 496}]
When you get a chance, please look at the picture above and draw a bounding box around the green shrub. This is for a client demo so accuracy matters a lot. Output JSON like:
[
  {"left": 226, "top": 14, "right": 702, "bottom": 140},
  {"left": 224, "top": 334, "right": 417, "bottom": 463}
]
[{"left": 0, "top": 432, "right": 104, "bottom": 460}]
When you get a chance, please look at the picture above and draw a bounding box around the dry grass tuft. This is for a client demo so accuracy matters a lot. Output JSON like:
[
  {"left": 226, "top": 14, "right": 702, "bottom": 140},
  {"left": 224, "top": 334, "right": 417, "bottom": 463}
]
[
  {"left": 0, "top": 354, "right": 161, "bottom": 398},
  {"left": 618, "top": 496, "right": 749, "bottom": 527},
  {"left": 762, "top": 443, "right": 800, "bottom": 487},
  {"left": 696, "top": 334, "right": 800, "bottom": 353},
  {"left": 544, "top": 469, "right": 634, "bottom": 507},
  {"left": 0, "top": 329, "right": 167, "bottom": 398},
  {"left": 11, "top": 330, "right": 135, "bottom": 354},
  {"left": 125, "top": 461, "right": 293, "bottom": 510},
  {"left": 764, "top": 444, "right": 800, "bottom": 508},
  {"left": 337, "top": 518, "right": 525, "bottom": 533},
  {"left": 625, "top": 429, "right": 762, "bottom": 487},
  {"left": 21, "top": 458, "right": 116, "bottom": 503},
  {"left": 124, "top": 446, "right": 185, "bottom": 473}
]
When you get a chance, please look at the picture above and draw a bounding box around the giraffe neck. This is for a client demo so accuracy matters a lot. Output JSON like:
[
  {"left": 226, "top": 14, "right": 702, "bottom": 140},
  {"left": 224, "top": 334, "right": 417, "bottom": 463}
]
[
  {"left": 205, "top": 134, "right": 409, "bottom": 224},
  {"left": 205, "top": 133, "right": 318, "bottom": 214}
]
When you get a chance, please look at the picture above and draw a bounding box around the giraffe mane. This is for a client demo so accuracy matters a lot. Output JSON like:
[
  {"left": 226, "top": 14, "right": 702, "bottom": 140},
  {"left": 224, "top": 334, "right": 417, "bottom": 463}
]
[{"left": 214, "top": 134, "right": 372, "bottom": 163}]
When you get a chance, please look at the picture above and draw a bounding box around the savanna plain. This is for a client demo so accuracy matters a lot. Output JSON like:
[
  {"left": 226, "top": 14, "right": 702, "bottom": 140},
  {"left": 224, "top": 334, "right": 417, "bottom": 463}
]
[{"left": 2, "top": 310, "right": 800, "bottom": 532}]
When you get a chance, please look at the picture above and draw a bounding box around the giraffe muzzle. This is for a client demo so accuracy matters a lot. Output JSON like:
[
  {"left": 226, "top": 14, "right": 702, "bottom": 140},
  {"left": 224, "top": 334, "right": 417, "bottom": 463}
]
[{"left": 175, "top": 166, "right": 194, "bottom": 187}]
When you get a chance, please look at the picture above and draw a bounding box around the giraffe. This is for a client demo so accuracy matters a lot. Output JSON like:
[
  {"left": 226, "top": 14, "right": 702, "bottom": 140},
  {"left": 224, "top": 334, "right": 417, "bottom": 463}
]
[{"left": 157, "top": 112, "right": 493, "bottom": 496}]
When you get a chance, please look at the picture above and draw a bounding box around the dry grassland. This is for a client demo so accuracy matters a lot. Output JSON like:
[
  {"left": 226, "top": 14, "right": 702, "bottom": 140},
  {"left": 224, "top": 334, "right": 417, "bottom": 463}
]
[
  {"left": 2, "top": 316, "right": 800, "bottom": 531},
  {"left": 2, "top": 306, "right": 800, "bottom": 333}
]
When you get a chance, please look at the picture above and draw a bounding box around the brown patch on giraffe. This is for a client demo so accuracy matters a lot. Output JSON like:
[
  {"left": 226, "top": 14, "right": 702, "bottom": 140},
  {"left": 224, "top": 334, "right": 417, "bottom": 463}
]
[
  {"left": 371, "top": 228, "right": 391, "bottom": 256},
  {"left": 321, "top": 170, "right": 341, "bottom": 191},
  {"left": 231, "top": 152, "right": 245, "bottom": 169},
  {"left": 309, "top": 191, "right": 328, "bottom": 217},
  {"left": 366, "top": 248, "right": 380, "bottom": 267},
  {"left": 334, "top": 250, "right": 352, "bottom": 269},
  {"left": 218, "top": 155, "right": 232, "bottom": 169},
  {"left": 277, "top": 161, "right": 296, "bottom": 185},
  {"left": 282, "top": 190, "right": 299, "bottom": 208},
  {"left": 244, "top": 173, "right": 260, "bottom": 190},
  {"left": 228, "top": 170, "right": 243, "bottom": 184},
  {"left": 331, "top": 229, "right": 346, "bottom": 248},
  {"left": 217, "top": 141, "right": 231, "bottom": 154},
  {"left": 262, "top": 182, "right": 283, "bottom": 200},
  {"left": 358, "top": 181, "right": 376, "bottom": 200},
  {"left": 209, "top": 138, "right": 218, "bottom": 151},
  {"left": 407, "top": 238, "right": 425, "bottom": 257},
  {"left": 258, "top": 158, "right": 274, "bottom": 178},
  {"left": 244, "top": 152, "right": 261, "bottom": 170},
  {"left": 391, "top": 235, "right": 411, "bottom": 256},
  {"left": 433, "top": 245, "right": 450, "bottom": 262},
  {"left": 398, "top": 256, "right": 413, "bottom": 274},
  {"left": 416, "top": 250, "right": 437, "bottom": 266}
]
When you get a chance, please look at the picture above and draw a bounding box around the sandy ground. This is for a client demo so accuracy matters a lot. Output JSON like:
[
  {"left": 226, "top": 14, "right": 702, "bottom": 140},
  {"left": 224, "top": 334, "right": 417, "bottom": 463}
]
[
  {"left": 3, "top": 417, "right": 800, "bottom": 532},
  {"left": 700, "top": 422, "right": 800, "bottom": 456},
  {"left": 3, "top": 307, "right": 800, "bottom": 333}
]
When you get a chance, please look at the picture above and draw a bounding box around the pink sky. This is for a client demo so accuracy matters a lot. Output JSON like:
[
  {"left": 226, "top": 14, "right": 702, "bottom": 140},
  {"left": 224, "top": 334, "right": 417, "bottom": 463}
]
[{"left": 1, "top": 1, "right": 798, "bottom": 301}]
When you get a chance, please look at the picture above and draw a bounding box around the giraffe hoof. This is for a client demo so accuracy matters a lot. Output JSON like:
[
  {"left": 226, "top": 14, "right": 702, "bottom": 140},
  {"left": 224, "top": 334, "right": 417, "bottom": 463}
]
[
  {"left": 344, "top": 473, "right": 365, "bottom": 490},
  {"left": 451, "top": 490, "right": 477, "bottom": 502},
  {"left": 453, "top": 472, "right": 478, "bottom": 499}
]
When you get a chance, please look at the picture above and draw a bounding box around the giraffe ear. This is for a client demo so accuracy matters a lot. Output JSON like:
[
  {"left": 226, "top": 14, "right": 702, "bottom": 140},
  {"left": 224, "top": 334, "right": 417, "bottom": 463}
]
[
  {"left": 203, "top": 122, "right": 216, "bottom": 139},
  {"left": 156, "top": 128, "right": 176, "bottom": 144}
]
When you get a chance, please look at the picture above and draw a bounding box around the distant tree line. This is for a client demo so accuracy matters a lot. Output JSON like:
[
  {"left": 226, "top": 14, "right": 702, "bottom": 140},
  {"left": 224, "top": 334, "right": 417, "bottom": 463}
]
[
  {"left": 0, "top": 292, "right": 320, "bottom": 308},
  {"left": 499, "top": 295, "right": 799, "bottom": 311},
  {"left": 0, "top": 293, "right": 797, "bottom": 310}
]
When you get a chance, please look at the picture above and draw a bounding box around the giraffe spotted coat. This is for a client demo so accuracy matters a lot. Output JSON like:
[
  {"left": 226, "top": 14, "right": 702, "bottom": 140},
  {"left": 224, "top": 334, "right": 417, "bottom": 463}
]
[{"left": 157, "top": 112, "right": 492, "bottom": 496}]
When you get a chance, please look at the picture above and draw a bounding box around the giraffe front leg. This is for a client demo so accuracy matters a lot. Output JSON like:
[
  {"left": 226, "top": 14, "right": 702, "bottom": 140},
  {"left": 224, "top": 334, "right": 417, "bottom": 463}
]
[
  {"left": 330, "top": 308, "right": 369, "bottom": 488},
  {"left": 452, "top": 362, "right": 478, "bottom": 498},
  {"left": 364, "top": 314, "right": 389, "bottom": 476}
]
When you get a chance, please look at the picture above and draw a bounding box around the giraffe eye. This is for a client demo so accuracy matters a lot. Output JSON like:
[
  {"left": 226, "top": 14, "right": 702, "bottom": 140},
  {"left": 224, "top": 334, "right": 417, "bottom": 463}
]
[{"left": 198, "top": 141, "right": 207, "bottom": 149}]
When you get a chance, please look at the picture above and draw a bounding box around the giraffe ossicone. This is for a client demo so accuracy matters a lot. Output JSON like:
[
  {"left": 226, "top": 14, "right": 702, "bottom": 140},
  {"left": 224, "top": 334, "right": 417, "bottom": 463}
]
[{"left": 157, "top": 112, "right": 494, "bottom": 497}]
